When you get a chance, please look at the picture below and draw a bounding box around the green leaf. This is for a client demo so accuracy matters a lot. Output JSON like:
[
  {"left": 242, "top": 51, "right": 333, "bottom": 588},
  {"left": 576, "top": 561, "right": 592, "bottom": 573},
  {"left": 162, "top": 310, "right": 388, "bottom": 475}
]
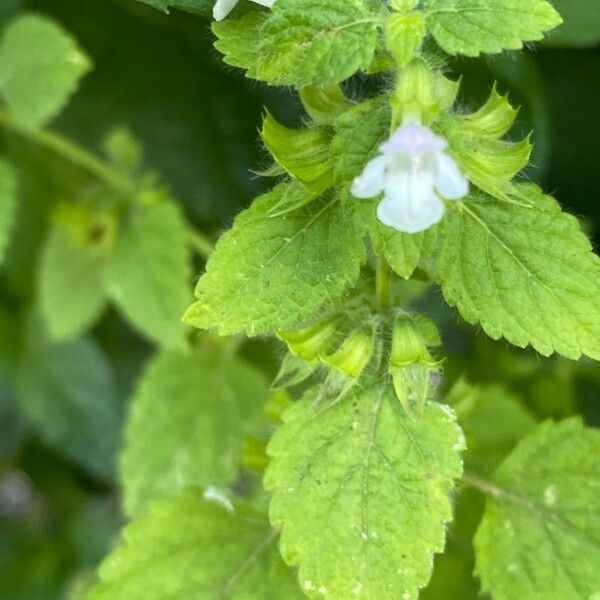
[
  {"left": 0, "top": 157, "right": 17, "bottom": 266},
  {"left": 265, "top": 381, "right": 464, "bottom": 599},
  {"left": 185, "top": 186, "right": 365, "bottom": 336},
  {"left": 17, "top": 318, "right": 121, "bottom": 481},
  {"left": 257, "top": 0, "right": 380, "bottom": 86},
  {"left": 213, "top": 10, "right": 266, "bottom": 79},
  {"left": 105, "top": 202, "right": 191, "bottom": 349},
  {"left": 0, "top": 14, "right": 92, "bottom": 127},
  {"left": 424, "top": 0, "right": 562, "bottom": 57},
  {"left": 86, "top": 493, "right": 304, "bottom": 599},
  {"left": 473, "top": 418, "right": 600, "bottom": 599},
  {"left": 39, "top": 226, "right": 109, "bottom": 341},
  {"left": 434, "top": 188, "right": 600, "bottom": 360},
  {"left": 121, "top": 348, "right": 270, "bottom": 518},
  {"left": 134, "top": 0, "right": 212, "bottom": 15}
]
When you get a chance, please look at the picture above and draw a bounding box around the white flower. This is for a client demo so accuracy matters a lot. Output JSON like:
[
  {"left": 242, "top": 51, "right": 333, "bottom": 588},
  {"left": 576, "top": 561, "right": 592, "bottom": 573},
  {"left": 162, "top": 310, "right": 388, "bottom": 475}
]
[
  {"left": 351, "top": 122, "right": 469, "bottom": 234},
  {"left": 213, "top": 0, "right": 276, "bottom": 21}
]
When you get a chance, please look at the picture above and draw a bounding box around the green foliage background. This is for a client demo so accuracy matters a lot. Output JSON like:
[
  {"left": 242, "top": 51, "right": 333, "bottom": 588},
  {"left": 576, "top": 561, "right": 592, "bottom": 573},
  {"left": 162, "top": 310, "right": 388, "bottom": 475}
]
[{"left": 0, "top": 0, "right": 598, "bottom": 598}]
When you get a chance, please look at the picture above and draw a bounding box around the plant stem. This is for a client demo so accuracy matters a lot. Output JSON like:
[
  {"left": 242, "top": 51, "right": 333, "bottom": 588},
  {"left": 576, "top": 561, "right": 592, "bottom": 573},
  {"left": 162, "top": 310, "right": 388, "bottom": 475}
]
[
  {"left": 462, "top": 473, "right": 505, "bottom": 498},
  {"left": 0, "top": 109, "right": 217, "bottom": 258},
  {"left": 187, "top": 229, "right": 214, "bottom": 259},
  {"left": 0, "top": 108, "right": 134, "bottom": 196},
  {"left": 375, "top": 257, "right": 391, "bottom": 311}
]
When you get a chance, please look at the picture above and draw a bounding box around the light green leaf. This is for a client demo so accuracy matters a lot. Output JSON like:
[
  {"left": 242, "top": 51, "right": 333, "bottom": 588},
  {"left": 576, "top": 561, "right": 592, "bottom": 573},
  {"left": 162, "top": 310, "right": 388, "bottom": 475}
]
[
  {"left": 473, "top": 418, "right": 600, "bottom": 599},
  {"left": 0, "top": 157, "right": 17, "bottom": 266},
  {"left": 265, "top": 381, "right": 464, "bottom": 599},
  {"left": 39, "top": 226, "right": 108, "bottom": 341},
  {"left": 105, "top": 202, "right": 191, "bottom": 349},
  {"left": 121, "top": 348, "right": 270, "bottom": 518},
  {"left": 86, "top": 493, "right": 304, "bottom": 599},
  {"left": 0, "top": 14, "right": 92, "bottom": 127},
  {"left": 257, "top": 0, "right": 380, "bottom": 86},
  {"left": 213, "top": 10, "right": 266, "bottom": 79},
  {"left": 435, "top": 188, "right": 600, "bottom": 360},
  {"left": 185, "top": 186, "right": 365, "bottom": 336},
  {"left": 17, "top": 318, "right": 121, "bottom": 480},
  {"left": 424, "top": 0, "right": 562, "bottom": 56}
]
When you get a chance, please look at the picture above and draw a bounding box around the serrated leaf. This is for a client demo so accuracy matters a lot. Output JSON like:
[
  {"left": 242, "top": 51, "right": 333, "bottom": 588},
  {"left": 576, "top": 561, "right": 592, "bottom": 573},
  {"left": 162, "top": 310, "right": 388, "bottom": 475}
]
[
  {"left": 105, "top": 202, "right": 191, "bottom": 349},
  {"left": 185, "top": 186, "right": 365, "bottom": 336},
  {"left": 434, "top": 188, "right": 600, "bottom": 360},
  {"left": 424, "top": 0, "right": 562, "bottom": 57},
  {"left": 86, "top": 493, "right": 304, "bottom": 599},
  {"left": 0, "top": 14, "right": 92, "bottom": 127},
  {"left": 213, "top": 10, "right": 266, "bottom": 79},
  {"left": 256, "top": 0, "right": 380, "bottom": 86},
  {"left": 473, "top": 418, "right": 600, "bottom": 599},
  {"left": 17, "top": 317, "right": 121, "bottom": 481},
  {"left": 265, "top": 381, "right": 464, "bottom": 599},
  {"left": 39, "top": 226, "right": 109, "bottom": 341},
  {"left": 121, "top": 348, "right": 269, "bottom": 518},
  {"left": 0, "top": 158, "right": 17, "bottom": 266}
]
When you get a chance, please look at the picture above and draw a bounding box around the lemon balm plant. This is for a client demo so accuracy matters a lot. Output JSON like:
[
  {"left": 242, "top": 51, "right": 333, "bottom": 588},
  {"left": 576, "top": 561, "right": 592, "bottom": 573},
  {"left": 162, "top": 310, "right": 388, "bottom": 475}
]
[{"left": 0, "top": 1, "right": 599, "bottom": 599}]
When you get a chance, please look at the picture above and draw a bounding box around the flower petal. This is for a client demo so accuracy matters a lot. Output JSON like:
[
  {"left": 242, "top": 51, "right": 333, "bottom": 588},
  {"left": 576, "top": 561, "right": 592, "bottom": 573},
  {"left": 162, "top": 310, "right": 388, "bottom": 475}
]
[
  {"left": 351, "top": 156, "right": 387, "bottom": 199},
  {"left": 380, "top": 122, "right": 448, "bottom": 156},
  {"left": 378, "top": 172, "right": 444, "bottom": 233},
  {"left": 252, "top": 0, "right": 277, "bottom": 6},
  {"left": 213, "top": 0, "right": 239, "bottom": 20},
  {"left": 434, "top": 153, "right": 469, "bottom": 200}
]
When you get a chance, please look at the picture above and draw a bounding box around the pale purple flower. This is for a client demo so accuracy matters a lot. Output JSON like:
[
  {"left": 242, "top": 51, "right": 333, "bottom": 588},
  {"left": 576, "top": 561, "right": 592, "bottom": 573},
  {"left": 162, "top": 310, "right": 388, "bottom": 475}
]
[
  {"left": 351, "top": 122, "right": 469, "bottom": 234},
  {"left": 213, "top": 0, "right": 276, "bottom": 21}
]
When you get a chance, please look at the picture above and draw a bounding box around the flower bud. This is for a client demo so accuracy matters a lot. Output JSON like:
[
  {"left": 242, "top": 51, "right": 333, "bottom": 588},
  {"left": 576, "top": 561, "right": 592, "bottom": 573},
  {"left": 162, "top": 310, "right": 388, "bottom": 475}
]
[
  {"left": 391, "top": 364, "right": 436, "bottom": 419},
  {"left": 321, "top": 330, "right": 375, "bottom": 378},
  {"left": 391, "top": 60, "right": 459, "bottom": 126},
  {"left": 278, "top": 318, "right": 338, "bottom": 361}
]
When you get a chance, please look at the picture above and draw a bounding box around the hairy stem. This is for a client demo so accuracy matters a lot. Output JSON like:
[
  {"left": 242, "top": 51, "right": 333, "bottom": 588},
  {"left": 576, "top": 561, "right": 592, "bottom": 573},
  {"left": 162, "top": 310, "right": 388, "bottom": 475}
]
[
  {"left": 0, "top": 108, "right": 134, "bottom": 196},
  {"left": 187, "top": 229, "right": 214, "bottom": 259},
  {"left": 376, "top": 257, "right": 391, "bottom": 311}
]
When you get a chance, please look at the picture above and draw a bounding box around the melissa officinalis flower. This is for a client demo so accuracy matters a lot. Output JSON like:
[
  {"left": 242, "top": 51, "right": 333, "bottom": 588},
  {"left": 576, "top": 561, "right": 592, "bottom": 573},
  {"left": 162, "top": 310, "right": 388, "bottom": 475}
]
[{"left": 351, "top": 122, "right": 469, "bottom": 234}]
